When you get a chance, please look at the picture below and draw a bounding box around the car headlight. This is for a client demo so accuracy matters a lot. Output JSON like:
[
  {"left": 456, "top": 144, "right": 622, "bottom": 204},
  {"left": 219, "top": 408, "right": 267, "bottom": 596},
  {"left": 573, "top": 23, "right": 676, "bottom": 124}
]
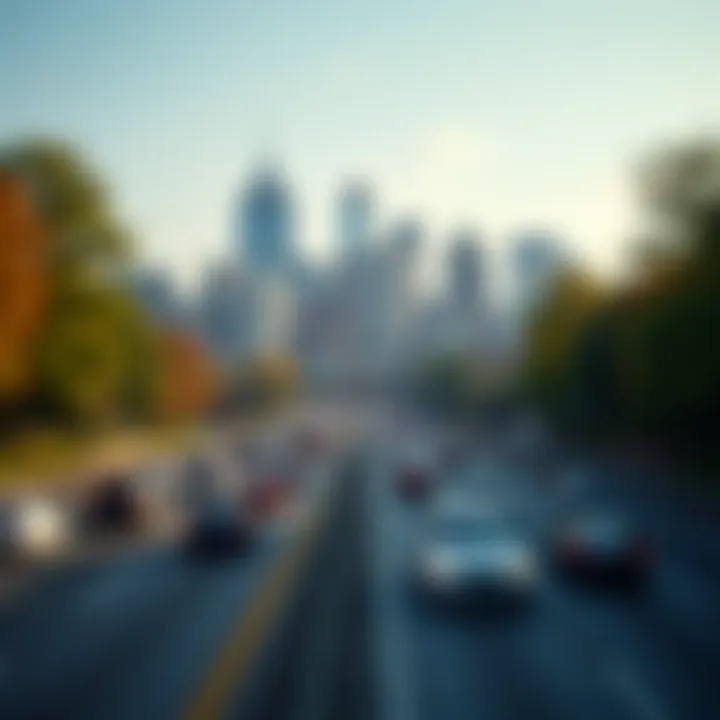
[
  {"left": 421, "top": 552, "right": 458, "bottom": 586},
  {"left": 507, "top": 554, "right": 538, "bottom": 586}
]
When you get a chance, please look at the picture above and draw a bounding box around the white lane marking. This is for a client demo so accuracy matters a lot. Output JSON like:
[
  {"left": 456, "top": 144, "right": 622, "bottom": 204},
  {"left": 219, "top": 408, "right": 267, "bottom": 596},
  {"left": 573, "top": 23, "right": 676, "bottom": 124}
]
[
  {"left": 604, "top": 660, "right": 670, "bottom": 720},
  {"left": 369, "top": 446, "right": 420, "bottom": 720}
]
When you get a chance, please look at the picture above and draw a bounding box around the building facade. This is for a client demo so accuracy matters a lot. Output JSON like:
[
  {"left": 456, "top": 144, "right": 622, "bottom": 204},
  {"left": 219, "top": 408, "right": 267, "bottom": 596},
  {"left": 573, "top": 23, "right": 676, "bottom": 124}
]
[{"left": 236, "top": 168, "right": 294, "bottom": 276}]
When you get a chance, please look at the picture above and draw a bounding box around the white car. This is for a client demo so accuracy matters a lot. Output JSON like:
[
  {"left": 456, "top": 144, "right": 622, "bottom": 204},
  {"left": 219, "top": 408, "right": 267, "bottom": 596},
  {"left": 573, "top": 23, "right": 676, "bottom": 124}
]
[
  {"left": 1, "top": 496, "right": 72, "bottom": 559},
  {"left": 413, "top": 506, "right": 539, "bottom": 608}
]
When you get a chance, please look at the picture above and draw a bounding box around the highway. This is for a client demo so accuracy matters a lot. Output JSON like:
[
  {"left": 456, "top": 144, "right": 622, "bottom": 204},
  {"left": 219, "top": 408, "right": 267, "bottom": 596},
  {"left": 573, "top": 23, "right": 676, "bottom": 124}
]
[
  {"left": 0, "top": 405, "right": 718, "bottom": 720},
  {"left": 367, "top": 446, "right": 720, "bottom": 720}
]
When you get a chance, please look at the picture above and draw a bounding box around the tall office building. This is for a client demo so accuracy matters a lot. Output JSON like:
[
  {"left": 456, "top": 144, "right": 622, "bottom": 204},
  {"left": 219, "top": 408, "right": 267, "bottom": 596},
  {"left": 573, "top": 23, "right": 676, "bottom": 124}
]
[
  {"left": 448, "top": 230, "right": 483, "bottom": 316},
  {"left": 198, "top": 263, "right": 247, "bottom": 364},
  {"left": 379, "top": 218, "right": 424, "bottom": 375},
  {"left": 236, "top": 167, "right": 294, "bottom": 276},
  {"left": 336, "top": 179, "right": 375, "bottom": 257}
]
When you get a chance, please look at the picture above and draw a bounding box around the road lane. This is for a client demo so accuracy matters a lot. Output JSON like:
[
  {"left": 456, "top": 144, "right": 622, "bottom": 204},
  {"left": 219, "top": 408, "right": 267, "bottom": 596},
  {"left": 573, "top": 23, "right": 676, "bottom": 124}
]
[
  {"left": 369, "top": 438, "right": 720, "bottom": 720},
  {"left": 0, "top": 436, "right": 345, "bottom": 720},
  {"left": 0, "top": 534, "right": 286, "bottom": 720},
  {"left": 228, "top": 452, "right": 372, "bottom": 720}
]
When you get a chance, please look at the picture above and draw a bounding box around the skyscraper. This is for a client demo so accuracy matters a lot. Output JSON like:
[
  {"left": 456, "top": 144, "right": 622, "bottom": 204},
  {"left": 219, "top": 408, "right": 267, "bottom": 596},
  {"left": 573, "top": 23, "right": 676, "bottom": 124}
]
[
  {"left": 236, "top": 167, "right": 294, "bottom": 276},
  {"left": 197, "top": 263, "right": 247, "bottom": 364},
  {"left": 448, "top": 230, "right": 483, "bottom": 317},
  {"left": 336, "top": 179, "right": 375, "bottom": 257}
]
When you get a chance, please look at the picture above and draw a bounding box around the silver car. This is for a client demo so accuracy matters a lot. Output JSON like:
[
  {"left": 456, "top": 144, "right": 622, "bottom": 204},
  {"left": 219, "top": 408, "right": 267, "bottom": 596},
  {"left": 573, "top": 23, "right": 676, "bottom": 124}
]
[{"left": 413, "top": 508, "right": 539, "bottom": 608}]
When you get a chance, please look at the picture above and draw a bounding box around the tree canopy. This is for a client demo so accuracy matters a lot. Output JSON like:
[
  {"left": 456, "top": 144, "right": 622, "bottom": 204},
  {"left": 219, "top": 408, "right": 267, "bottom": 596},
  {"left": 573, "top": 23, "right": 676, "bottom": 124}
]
[{"left": 522, "top": 137, "right": 720, "bottom": 462}]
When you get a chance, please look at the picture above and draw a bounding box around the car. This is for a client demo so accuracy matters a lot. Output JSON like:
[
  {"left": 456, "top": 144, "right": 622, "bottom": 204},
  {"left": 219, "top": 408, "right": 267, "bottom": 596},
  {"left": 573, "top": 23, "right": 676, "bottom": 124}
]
[
  {"left": 395, "top": 443, "right": 436, "bottom": 500},
  {"left": 552, "top": 510, "right": 651, "bottom": 587},
  {"left": 1, "top": 496, "right": 73, "bottom": 560},
  {"left": 80, "top": 473, "right": 143, "bottom": 535},
  {"left": 180, "top": 455, "right": 229, "bottom": 512},
  {"left": 245, "top": 467, "right": 293, "bottom": 520},
  {"left": 412, "top": 505, "right": 539, "bottom": 609},
  {"left": 183, "top": 500, "right": 255, "bottom": 557}
]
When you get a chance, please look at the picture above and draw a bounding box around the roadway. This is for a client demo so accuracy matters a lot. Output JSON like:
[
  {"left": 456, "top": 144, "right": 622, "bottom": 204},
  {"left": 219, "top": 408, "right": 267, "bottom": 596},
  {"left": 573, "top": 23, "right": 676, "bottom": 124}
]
[
  {"left": 368, "top": 442, "right": 720, "bottom": 720},
  {"left": 0, "top": 404, "right": 718, "bottom": 720}
]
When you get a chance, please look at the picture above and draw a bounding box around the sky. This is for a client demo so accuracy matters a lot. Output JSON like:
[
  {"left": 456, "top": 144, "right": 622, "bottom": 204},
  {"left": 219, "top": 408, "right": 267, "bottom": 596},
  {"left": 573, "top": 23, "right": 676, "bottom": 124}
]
[{"left": 1, "top": 0, "right": 719, "bottom": 295}]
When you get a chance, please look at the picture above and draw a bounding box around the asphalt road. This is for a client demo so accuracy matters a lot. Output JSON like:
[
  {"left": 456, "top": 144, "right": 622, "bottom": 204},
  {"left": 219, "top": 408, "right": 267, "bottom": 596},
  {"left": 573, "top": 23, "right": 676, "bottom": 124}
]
[
  {"left": 0, "top": 529, "right": 291, "bottom": 719},
  {"left": 369, "top": 445, "right": 720, "bottom": 720},
  {"left": 1, "top": 409, "right": 719, "bottom": 720}
]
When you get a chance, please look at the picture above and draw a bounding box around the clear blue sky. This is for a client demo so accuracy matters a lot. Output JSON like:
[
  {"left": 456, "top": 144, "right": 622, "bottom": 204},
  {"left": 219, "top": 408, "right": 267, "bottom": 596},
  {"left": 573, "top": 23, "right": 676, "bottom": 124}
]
[{"left": 1, "top": 0, "right": 718, "bottom": 289}]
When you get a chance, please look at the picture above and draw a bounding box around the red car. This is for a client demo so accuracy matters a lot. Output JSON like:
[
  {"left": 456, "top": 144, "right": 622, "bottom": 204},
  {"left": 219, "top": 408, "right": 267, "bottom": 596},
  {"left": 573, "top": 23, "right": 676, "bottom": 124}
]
[
  {"left": 395, "top": 463, "right": 433, "bottom": 500},
  {"left": 245, "top": 473, "right": 293, "bottom": 519},
  {"left": 554, "top": 511, "right": 652, "bottom": 587}
]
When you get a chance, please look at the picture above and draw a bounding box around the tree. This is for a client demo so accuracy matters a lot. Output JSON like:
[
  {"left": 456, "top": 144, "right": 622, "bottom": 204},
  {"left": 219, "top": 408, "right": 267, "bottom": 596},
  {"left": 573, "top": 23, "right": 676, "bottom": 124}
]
[
  {"left": 1, "top": 138, "right": 130, "bottom": 272},
  {"left": 535, "top": 137, "right": 720, "bottom": 459},
  {"left": 0, "top": 173, "right": 48, "bottom": 401},
  {"left": 521, "top": 267, "right": 606, "bottom": 423},
  {"left": 628, "top": 139, "right": 720, "bottom": 451},
  {"left": 1, "top": 138, "right": 159, "bottom": 426},
  {"left": 156, "top": 331, "right": 218, "bottom": 421},
  {"left": 33, "top": 284, "right": 159, "bottom": 427}
]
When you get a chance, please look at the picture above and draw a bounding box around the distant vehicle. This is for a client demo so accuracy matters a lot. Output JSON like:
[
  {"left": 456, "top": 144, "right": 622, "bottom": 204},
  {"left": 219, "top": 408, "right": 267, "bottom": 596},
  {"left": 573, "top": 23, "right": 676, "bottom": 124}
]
[
  {"left": 180, "top": 456, "right": 229, "bottom": 512},
  {"left": 183, "top": 500, "right": 255, "bottom": 557},
  {"left": 413, "top": 505, "right": 539, "bottom": 608},
  {"left": 395, "top": 442, "right": 436, "bottom": 500},
  {"left": 81, "top": 473, "right": 143, "bottom": 535},
  {"left": 246, "top": 462, "right": 294, "bottom": 520},
  {"left": 552, "top": 510, "right": 651, "bottom": 587},
  {"left": 1, "top": 496, "right": 72, "bottom": 559}
]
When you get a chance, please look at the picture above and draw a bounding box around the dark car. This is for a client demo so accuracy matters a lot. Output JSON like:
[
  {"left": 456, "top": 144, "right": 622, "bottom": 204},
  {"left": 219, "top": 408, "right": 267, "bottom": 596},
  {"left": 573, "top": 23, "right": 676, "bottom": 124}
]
[
  {"left": 395, "top": 443, "right": 436, "bottom": 501},
  {"left": 81, "top": 473, "right": 143, "bottom": 535},
  {"left": 553, "top": 511, "right": 651, "bottom": 587},
  {"left": 396, "top": 465, "right": 433, "bottom": 500},
  {"left": 184, "top": 501, "right": 254, "bottom": 558},
  {"left": 180, "top": 456, "right": 223, "bottom": 512}
]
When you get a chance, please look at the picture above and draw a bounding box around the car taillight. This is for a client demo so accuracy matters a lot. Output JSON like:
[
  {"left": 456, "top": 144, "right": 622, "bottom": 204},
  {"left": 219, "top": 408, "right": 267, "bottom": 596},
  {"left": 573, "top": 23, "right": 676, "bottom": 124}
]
[
  {"left": 632, "top": 539, "right": 651, "bottom": 565},
  {"left": 563, "top": 537, "right": 587, "bottom": 560}
]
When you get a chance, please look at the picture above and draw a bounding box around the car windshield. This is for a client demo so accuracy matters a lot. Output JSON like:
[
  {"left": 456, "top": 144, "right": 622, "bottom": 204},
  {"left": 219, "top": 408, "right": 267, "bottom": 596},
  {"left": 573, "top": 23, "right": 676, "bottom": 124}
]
[
  {"left": 432, "top": 515, "right": 516, "bottom": 544},
  {"left": 576, "top": 515, "right": 630, "bottom": 542}
]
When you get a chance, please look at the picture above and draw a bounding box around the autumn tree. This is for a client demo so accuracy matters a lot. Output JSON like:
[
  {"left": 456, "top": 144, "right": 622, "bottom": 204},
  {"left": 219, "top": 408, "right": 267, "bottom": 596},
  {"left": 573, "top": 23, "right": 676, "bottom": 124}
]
[
  {"left": 156, "top": 331, "right": 218, "bottom": 421},
  {"left": 0, "top": 173, "right": 48, "bottom": 403},
  {"left": 1, "top": 138, "right": 157, "bottom": 426}
]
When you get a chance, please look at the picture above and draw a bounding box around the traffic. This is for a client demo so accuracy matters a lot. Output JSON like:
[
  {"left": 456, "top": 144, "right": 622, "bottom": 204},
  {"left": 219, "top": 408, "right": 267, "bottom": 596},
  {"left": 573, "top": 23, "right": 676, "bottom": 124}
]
[{"left": 0, "top": 401, "right": 719, "bottom": 720}]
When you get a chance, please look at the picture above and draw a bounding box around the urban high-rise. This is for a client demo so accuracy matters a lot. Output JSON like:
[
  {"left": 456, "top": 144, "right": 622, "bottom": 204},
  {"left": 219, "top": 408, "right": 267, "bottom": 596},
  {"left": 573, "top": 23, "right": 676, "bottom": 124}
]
[
  {"left": 236, "top": 167, "right": 294, "bottom": 276},
  {"left": 448, "top": 230, "right": 483, "bottom": 317},
  {"left": 336, "top": 179, "right": 375, "bottom": 257}
]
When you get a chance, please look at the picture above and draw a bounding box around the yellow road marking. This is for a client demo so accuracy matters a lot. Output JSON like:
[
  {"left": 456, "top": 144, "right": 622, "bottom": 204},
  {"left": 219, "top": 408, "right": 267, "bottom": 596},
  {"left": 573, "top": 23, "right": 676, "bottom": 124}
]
[{"left": 184, "top": 501, "right": 328, "bottom": 720}]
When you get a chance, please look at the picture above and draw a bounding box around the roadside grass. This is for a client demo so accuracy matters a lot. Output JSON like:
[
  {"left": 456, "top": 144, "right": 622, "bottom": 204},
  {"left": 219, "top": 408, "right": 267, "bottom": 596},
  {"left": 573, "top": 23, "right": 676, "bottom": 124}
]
[{"left": 0, "top": 424, "right": 200, "bottom": 493}]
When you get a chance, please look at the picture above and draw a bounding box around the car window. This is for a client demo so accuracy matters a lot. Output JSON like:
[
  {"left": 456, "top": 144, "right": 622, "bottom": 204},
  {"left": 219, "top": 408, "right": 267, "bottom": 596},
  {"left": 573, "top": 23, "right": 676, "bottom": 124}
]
[{"left": 432, "top": 516, "right": 516, "bottom": 544}]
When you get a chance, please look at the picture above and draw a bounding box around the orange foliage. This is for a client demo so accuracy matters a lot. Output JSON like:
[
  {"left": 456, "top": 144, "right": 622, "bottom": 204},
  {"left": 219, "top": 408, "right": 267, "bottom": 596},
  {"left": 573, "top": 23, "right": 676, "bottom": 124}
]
[
  {"left": 156, "top": 330, "right": 218, "bottom": 420},
  {"left": 0, "top": 173, "right": 48, "bottom": 397}
]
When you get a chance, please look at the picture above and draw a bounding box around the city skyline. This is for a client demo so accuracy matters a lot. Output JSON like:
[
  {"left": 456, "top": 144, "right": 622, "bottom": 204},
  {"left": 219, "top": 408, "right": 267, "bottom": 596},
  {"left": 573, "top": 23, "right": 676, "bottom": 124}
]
[{"left": 1, "top": 0, "right": 718, "bottom": 289}]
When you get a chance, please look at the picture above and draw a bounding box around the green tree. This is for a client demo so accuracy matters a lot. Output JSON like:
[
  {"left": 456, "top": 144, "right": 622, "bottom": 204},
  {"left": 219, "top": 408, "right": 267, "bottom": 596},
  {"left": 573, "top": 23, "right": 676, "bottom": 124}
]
[
  {"left": 1, "top": 138, "right": 157, "bottom": 426},
  {"left": 1, "top": 138, "right": 130, "bottom": 271},
  {"left": 521, "top": 267, "right": 606, "bottom": 423}
]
